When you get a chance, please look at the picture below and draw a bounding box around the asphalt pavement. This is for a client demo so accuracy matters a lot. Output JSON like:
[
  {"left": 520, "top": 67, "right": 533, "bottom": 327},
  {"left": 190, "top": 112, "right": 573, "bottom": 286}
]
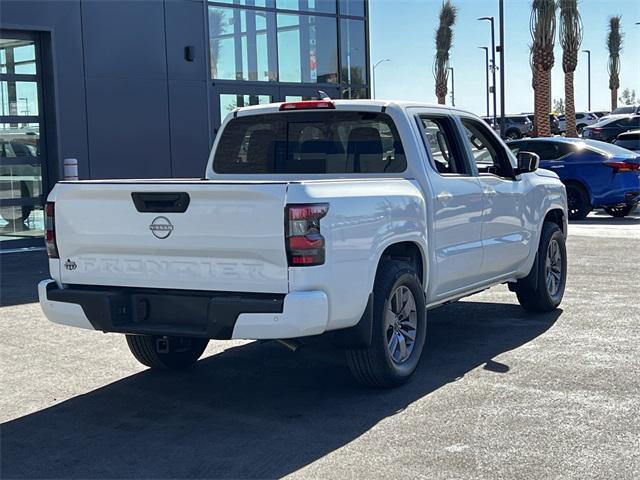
[{"left": 1, "top": 212, "right": 639, "bottom": 479}]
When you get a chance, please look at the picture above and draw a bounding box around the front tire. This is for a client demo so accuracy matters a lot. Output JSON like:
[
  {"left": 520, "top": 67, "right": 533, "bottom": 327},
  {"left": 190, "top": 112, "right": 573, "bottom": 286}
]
[
  {"left": 604, "top": 205, "right": 634, "bottom": 218},
  {"left": 565, "top": 183, "right": 591, "bottom": 220},
  {"left": 346, "top": 260, "right": 427, "bottom": 388},
  {"left": 126, "top": 335, "right": 209, "bottom": 370},
  {"left": 515, "top": 222, "right": 567, "bottom": 312}
]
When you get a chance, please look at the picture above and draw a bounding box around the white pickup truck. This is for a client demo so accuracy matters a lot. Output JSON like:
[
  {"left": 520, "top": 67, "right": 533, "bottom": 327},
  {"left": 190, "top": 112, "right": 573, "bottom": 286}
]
[{"left": 39, "top": 99, "right": 568, "bottom": 387}]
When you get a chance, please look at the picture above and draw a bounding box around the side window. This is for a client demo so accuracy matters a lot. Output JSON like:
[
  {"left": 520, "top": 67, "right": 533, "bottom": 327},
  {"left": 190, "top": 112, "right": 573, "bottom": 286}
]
[
  {"left": 461, "top": 118, "right": 514, "bottom": 178},
  {"left": 417, "top": 116, "right": 469, "bottom": 175}
]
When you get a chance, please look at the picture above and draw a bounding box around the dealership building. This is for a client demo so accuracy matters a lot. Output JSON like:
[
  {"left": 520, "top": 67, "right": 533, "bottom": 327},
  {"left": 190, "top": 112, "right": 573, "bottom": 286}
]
[{"left": 0, "top": 0, "right": 370, "bottom": 250}]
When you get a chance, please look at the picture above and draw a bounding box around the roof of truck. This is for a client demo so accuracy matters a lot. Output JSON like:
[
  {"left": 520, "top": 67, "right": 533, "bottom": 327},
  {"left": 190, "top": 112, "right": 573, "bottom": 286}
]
[{"left": 231, "top": 99, "right": 477, "bottom": 118}]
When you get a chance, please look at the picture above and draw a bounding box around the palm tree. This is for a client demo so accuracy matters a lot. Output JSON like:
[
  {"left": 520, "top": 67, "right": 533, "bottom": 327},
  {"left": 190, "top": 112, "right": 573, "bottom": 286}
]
[
  {"left": 559, "top": 0, "right": 583, "bottom": 138},
  {"left": 607, "top": 16, "right": 623, "bottom": 111},
  {"left": 530, "top": 0, "right": 557, "bottom": 137},
  {"left": 433, "top": 1, "right": 457, "bottom": 105}
]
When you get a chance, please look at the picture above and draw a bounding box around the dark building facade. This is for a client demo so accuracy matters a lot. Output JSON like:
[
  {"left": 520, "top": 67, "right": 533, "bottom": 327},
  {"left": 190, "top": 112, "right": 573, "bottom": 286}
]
[{"left": 0, "top": 0, "right": 369, "bottom": 249}]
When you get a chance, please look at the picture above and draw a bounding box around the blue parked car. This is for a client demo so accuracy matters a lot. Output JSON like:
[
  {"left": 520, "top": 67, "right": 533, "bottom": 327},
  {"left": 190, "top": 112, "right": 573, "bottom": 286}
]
[{"left": 507, "top": 138, "right": 640, "bottom": 220}]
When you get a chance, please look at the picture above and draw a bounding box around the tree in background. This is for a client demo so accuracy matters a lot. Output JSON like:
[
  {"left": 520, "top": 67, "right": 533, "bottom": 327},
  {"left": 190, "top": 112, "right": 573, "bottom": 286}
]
[
  {"left": 553, "top": 98, "right": 565, "bottom": 115},
  {"left": 618, "top": 88, "right": 637, "bottom": 105},
  {"left": 209, "top": 9, "right": 225, "bottom": 79},
  {"left": 606, "top": 16, "right": 623, "bottom": 111},
  {"left": 559, "top": 0, "right": 583, "bottom": 138},
  {"left": 530, "top": 0, "right": 557, "bottom": 137},
  {"left": 433, "top": 1, "right": 457, "bottom": 105}
]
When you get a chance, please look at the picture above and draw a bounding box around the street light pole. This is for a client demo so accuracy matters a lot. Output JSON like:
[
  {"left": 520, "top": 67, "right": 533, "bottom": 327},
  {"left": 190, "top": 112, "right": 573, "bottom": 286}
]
[
  {"left": 498, "top": 0, "right": 506, "bottom": 138},
  {"left": 582, "top": 49, "right": 591, "bottom": 111},
  {"left": 479, "top": 47, "right": 490, "bottom": 117},
  {"left": 448, "top": 67, "right": 455, "bottom": 107},
  {"left": 478, "top": 16, "right": 497, "bottom": 126},
  {"left": 372, "top": 58, "right": 390, "bottom": 99}
]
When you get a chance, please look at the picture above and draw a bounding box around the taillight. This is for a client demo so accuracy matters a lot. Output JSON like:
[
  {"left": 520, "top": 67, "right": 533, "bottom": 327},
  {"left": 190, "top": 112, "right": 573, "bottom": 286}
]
[
  {"left": 605, "top": 161, "right": 640, "bottom": 173},
  {"left": 279, "top": 100, "right": 335, "bottom": 111},
  {"left": 45, "top": 202, "right": 59, "bottom": 259},
  {"left": 285, "top": 204, "right": 329, "bottom": 266}
]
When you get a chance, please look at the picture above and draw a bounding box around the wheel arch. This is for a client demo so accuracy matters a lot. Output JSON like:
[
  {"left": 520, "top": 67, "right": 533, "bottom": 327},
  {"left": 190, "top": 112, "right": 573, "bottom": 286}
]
[
  {"left": 543, "top": 208, "right": 566, "bottom": 236},
  {"left": 375, "top": 241, "right": 427, "bottom": 289}
]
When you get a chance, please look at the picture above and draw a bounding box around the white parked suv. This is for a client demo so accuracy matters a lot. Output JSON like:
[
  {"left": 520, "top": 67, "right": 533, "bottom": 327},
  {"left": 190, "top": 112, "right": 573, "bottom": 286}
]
[
  {"left": 557, "top": 112, "right": 599, "bottom": 133},
  {"left": 39, "top": 100, "right": 568, "bottom": 387}
]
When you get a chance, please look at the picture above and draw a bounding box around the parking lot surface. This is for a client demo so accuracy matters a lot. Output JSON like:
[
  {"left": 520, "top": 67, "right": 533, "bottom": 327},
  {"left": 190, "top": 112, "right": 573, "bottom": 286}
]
[{"left": 1, "top": 211, "right": 639, "bottom": 479}]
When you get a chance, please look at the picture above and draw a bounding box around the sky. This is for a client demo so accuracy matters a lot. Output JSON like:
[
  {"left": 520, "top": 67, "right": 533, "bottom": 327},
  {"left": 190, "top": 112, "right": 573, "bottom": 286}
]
[{"left": 369, "top": 0, "right": 640, "bottom": 115}]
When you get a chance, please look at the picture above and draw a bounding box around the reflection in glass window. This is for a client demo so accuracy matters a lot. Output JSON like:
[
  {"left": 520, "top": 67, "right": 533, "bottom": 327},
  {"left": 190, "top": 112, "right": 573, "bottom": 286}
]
[
  {"left": 340, "top": 19, "right": 366, "bottom": 87},
  {"left": 0, "top": 39, "right": 36, "bottom": 75},
  {"left": 0, "top": 203, "right": 44, "bottom": 240},
  {"left": 277, "top": 14, "right": 338, "bottom": 83},
  {"left": 339, "top": 0, "right": 365, "bottom": 17},
  {"left": 211, "top": 0, "right": 275, "bottom": 7},
  {"left": 209, "top": 7, "right": 277, "bottom": 81},
  {"left": 0, "top": 81, "right": 39, "bottom": 116},
  {"left": 0, "top": 123, "right": 40, "bottom": 157},
  {"left": 219, "top": 94, "right": 272, "bottom": 122},
  {"left": 277, "top": 0, "right": 336, "bottom": 14},
  {"left": 341, "top": 86, "right": 368, "bottom": 99}
]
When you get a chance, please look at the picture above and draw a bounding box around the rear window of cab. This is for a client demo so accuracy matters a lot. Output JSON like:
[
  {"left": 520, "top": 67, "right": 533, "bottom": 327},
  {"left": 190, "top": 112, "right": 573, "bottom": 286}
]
[{"left": 213, "top": 111, "right": 407, "bottom": 174}]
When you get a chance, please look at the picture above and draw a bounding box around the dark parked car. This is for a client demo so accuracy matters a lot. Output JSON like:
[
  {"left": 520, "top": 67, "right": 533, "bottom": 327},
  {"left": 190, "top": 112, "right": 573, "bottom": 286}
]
[
  {"left": 508, "top": 138, "right": 640, "bottom": 219},
  {"left": 582, "top": 115, "right": 640, "bottom": 143},
  {"left": 482, "top": 115, "right": 533, "bottom": 139},
  {"left": 613, "top": 130, "right": 640, "bottom": 153},
  {"left": 522, "top": 113, "right": 560, "bottom": 135}
]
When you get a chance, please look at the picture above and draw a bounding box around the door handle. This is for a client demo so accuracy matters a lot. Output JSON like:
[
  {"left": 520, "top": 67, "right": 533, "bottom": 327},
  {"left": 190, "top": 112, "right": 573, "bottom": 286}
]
[
  {"left": 437, "top": 191, "right": 454, "bottom": 204},
  {"left": 483, "top": 187, "right": 497, "bottom": 198}
]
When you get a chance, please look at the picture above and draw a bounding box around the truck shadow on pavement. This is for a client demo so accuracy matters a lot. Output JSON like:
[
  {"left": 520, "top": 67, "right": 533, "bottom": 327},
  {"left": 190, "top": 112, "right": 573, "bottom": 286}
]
[
  {"left": 0, "top": 251, "right": 48, "bottom": 307},
  {"left": 1, "top": 301, "right": 561, "bottom": 479}
]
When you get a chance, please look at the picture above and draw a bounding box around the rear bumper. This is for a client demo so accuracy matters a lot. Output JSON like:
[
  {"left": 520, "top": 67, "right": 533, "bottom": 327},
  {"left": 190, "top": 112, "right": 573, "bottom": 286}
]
[{"left": 38, "top": 280, "right": 328, "bottom": 340}]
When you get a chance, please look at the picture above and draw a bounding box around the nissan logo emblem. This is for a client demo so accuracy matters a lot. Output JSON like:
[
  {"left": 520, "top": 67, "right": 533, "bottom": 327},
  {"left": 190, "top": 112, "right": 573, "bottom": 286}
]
[{"left": 149, "top": 216, "right": 174, "bottom": 239}]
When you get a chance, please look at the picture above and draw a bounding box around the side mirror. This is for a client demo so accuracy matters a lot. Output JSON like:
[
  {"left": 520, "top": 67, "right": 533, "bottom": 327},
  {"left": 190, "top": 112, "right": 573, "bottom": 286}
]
[{"left": 516, "top": 151, "right": 539, "bottom": 174}]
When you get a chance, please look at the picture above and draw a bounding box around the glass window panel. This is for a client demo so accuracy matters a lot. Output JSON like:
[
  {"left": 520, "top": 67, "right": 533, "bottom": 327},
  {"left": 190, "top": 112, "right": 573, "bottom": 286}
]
[
  {"left": 0, "top": 203, "right": 44, "bottom": 241},
  {"left": 0, "top": 39, "right": 36, "bottom": 75},
  {"left": 210, "top": 0, "right": 275, "bottom": 7},
  {"left": 339, "top": 0, "right": 365, "bottom": 17},
  {"left": 341, "top": 86, "right": 368, "bottom": 99},
  {"left": 209, "top": 6, "right": 277, "bottom": 81},
  {"left": 0, "top": 81, "right": 39, "bottom": 116},
  {"left": 219, "top": 94, "right": 272, "bottom": 121},
  {"left": 276, "top": 0, "right": 336, "bottom": 14},
  {"left": 340, "top": 19, "right": 366, "bottom": 86},
  {"left": 0, "top": 123, "right": 40, "bottom": 157},
  {"left": 277, "top": 14, "right": 338, "bottom": 83}
]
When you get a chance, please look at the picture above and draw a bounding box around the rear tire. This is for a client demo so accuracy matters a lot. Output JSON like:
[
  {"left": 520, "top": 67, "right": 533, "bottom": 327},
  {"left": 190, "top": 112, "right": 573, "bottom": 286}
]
[
  {"left": 126, "top": 335, "right": 209, "bottom": 370},
  {"left": 565, "top": 183, "right": 591, "bottom": 220},
  {"left": 604, "top": 205, "right": 634, "bottom": 218},
  {"left": 515, "top": 222, "right": 567, "bottom": 312},
  {"left": 346, "top": 260, "right": 427, "bottom": 388}
]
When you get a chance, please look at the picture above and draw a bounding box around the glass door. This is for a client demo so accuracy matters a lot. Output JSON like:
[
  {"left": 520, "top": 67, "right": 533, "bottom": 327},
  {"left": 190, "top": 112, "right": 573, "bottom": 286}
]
[{"left": 0, "top": 31, "right": 46, "bottom": 250}]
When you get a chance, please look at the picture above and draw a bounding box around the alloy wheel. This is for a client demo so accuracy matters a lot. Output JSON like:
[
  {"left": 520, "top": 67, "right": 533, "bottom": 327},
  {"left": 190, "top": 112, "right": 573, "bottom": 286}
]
[
  {"left": 385, "top": 286, "right": 418, "bottom": 364},
  {"left": 545, "top": 238, "right": 563, "bottom": 297}
]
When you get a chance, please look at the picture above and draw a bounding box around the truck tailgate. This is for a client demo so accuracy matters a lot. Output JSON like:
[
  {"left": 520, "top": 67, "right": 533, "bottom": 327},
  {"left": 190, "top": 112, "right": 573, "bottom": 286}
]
[{"left": 53, "top": 181, "right": 289, "bottom": 293}]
